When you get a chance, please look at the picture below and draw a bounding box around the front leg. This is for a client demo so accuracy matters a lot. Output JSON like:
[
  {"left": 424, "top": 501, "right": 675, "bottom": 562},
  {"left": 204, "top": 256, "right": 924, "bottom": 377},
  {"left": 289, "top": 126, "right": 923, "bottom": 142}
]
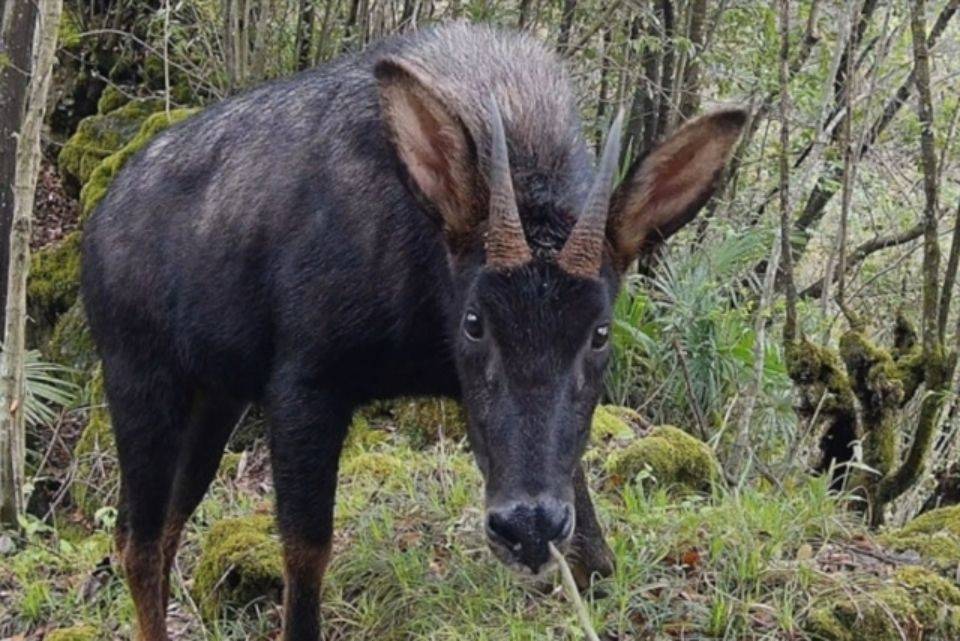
[
  {"left": 568, "top": 463, "right": 615, "bottom": 589},
  {"left": 266, "top": 382, "right": 350, "bottom": 641}
]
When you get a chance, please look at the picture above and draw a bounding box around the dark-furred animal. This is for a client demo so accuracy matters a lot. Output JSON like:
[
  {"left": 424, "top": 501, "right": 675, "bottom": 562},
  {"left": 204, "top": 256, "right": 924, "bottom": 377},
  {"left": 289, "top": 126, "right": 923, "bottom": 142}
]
[{"left": 81, "top": 21, "right": 746, "bottom": 641}]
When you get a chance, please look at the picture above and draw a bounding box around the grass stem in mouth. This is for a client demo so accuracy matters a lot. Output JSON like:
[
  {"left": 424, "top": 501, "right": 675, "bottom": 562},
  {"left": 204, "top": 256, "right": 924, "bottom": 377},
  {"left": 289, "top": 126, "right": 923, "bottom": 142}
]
[{"left": 548, "top": 542, "right": 600, "bottom": 641}]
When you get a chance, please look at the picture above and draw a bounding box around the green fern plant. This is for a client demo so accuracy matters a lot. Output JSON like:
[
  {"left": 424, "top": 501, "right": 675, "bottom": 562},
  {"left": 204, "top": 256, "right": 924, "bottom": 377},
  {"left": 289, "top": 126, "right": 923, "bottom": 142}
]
[{"left": 24, "top": 349, "right": 80, "bottom": 427}]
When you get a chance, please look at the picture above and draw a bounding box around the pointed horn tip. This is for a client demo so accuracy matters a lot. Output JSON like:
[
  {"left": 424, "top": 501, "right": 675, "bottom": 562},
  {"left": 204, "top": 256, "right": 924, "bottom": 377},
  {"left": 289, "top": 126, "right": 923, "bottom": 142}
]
[{"left": 599, "top": 108, "right": 626, "bottom": 167}]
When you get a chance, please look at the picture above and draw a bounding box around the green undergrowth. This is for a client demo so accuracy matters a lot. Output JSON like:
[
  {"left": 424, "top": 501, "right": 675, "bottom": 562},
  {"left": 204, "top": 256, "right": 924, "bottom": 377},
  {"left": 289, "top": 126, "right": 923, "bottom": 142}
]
[{"left": 3, "top": 406, "right": 958, "bottom": 640}]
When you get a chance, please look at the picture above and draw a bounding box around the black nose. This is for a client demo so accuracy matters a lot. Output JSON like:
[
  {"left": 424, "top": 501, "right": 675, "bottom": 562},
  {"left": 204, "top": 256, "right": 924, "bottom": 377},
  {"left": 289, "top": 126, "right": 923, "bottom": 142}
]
[{"left": 486, "top": 498, "right": 574, "bottom": 572}]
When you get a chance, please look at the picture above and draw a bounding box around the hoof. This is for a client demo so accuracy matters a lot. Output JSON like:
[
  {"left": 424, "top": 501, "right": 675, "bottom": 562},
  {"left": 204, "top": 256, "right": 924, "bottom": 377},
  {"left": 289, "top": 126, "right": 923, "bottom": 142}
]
[{"left": 568, "top": 535, "right": 615, "bottom": 592}]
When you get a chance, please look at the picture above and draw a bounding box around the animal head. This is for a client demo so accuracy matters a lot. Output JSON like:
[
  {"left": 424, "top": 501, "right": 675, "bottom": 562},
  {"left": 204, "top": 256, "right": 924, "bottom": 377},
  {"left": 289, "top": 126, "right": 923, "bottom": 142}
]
[{"left": 376, "top": 54, "right": 745, "bottom": 574}]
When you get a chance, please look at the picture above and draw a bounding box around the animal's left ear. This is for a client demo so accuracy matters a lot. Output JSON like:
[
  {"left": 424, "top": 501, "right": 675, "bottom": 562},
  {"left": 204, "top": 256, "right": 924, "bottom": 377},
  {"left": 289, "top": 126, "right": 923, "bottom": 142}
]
[{"left": 606, "top": 109, "right": 747, "bottom": 271}]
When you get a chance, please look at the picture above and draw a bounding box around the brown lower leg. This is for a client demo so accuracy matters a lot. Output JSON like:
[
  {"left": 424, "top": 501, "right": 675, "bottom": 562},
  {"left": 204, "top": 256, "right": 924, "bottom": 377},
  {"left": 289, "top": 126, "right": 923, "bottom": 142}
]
[
  {"left": 160, "top": 515, "right": 186, "bottom": 612},
  {"left": 124, "top": 538, "right": 169, "bottom": 641},
  {"left": 569, "top": 463, "right": 615, "bottom": 589},
  {"left": 281, "top": 540, "right": 332, "bottom": 641}
]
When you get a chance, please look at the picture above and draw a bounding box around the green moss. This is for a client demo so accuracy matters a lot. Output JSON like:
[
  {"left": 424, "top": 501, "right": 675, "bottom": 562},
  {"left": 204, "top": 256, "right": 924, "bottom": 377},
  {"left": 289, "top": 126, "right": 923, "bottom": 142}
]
[
  {"left": 46, "top": 299, "right": 96, "bottom": 371},
  {"left": 895, "top": 348, "right": 925, "bottom": 405},
  {"left": 70, "top": 368, "right": 117, "bottom": 518},
  {"left": 785, "top": 338, "right": 855, "bottom": 415},
  {"left": 343, "top": 411, "right": 389, "bottom": 454},
  {"left": 80, "top": 108, "right": 197, "bottom": 217},
  {"left": 340, "top": 451, "right": 408, "bottom": 482},
  {"left": 28, "top": 232, "right": 82, "bottom": 348},
  {"left": 893, "top": 311, "right": 919, "bottom": 356},
  {"left": 192, "top": 513, "right": 283, "bottom": 621},
  {"left": 218, "top": 451, "right": 244, "bottom": 481},
  {"left": 837, "top": 331, "right": 904, "bottom": 491},
  {"left": 897, "top": 505, "right": 960, "bottom": 537},
  {"left": 96, "top": 85, "right": 130, "bottom": 114},
  {"left": 58, "top": 99, "right": 164, "bottom": 186},
  {"left": 896, "top": 566, "right": 960, "bottom": 624},
  {"left": 591, "top": 405, "right": 640, "bottom": 444},
  {"left": 57, "top": 9, "right": 83, "bottom": 50},
  {"left": 605, "top": 425, "right": 719, "bottom": 492},
  {"left": 393, "top": 398, "right": 467, "bottom": 449},
  {"left": 806, "top": 567, "right": 960, "bottom": 640},
  {"left": 880, "top": 506, "right": 960, "bottom": 573},
  {"left": 45, "top": 626, "right": 98, "bottom": 641}
]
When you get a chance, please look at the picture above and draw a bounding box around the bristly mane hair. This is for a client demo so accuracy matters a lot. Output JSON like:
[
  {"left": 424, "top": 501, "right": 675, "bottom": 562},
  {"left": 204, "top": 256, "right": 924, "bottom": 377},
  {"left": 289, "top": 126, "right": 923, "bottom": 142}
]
[{"left": 375, "top": 22, "right": 594, "bottom": 251}]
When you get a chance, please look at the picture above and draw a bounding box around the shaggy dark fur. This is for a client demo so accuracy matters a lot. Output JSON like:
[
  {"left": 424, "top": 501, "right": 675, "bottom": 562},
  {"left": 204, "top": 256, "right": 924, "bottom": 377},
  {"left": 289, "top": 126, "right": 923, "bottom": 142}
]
[{"left": 83, "top": 21, "right": 744, "bottom": 641}]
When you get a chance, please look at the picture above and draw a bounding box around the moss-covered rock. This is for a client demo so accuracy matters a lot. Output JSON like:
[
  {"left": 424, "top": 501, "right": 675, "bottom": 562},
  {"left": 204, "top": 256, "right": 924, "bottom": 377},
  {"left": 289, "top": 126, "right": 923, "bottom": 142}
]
[
  {"left": 806, "top": 566, "right": 960, "bottom": 640},
  {"left": 605, "top": 425, "right": 719, "bottom": 492},
  {"left": 80, "top": 108, "right": 196, "bottom": 218},
  {"left": 96, "top": 85, "right": 130, "bottom": 115},
  {"left": 57, "top": 98, "right": 164, "bottom": 188},
  {"left": 591, "top": 405, "right": 641, "bottom": 445},
  {"left": 393, "top": 398, "right": 467, "bottom": 449},
  {"left": 879, "top": 506, "right": 960, "bottom": 574},
  {"left": 45, "top": 625, "right": 98, "bottom": 641},
  {"left": 46, "top": 299, "right": 96, "bottom": 371},
  {"left": 33, "top": 108, "right": 197, "bottom": 347},
  {"left": 192, "top": 513, "right": 283, "bottom": 621},
  {"left": 28, "top": 232, "right": 82, "bottom": 344},
  {"left": 70, "top": 368, "right": 117, "bottom": 518}
]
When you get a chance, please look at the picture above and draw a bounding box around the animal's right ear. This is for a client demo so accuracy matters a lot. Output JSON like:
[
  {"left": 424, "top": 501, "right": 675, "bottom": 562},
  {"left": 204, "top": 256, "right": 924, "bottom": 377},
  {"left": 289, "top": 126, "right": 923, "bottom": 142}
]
[{"left": 375, "top": 58, "right": 482, "bottom": 242}]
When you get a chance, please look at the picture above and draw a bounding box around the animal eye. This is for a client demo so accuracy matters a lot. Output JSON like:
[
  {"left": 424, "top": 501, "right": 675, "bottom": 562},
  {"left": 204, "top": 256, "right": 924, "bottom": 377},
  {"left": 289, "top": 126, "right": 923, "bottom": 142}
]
[
  {"left": 463, "top": 311, "right": 484, "bottom": 341},
  {"left": 591, "top": 324, "right": 610, "bottom": 350}
]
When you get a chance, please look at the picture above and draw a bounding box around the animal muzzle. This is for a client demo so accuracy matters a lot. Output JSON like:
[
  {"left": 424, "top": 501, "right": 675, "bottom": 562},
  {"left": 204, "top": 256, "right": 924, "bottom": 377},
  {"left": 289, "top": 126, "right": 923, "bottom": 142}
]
[{"left": 485, "top": 496, "right": 574, "bottom": 574}]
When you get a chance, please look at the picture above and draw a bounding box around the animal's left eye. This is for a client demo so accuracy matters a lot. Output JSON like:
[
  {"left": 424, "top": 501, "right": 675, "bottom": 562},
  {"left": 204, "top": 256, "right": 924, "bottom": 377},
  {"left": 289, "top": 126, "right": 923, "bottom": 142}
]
[
  {"left": 591, "top": 324, "right": 610, "bottom": 350},
  {"left": 463, "top": 311, "right": 484, "bottom": 341}
]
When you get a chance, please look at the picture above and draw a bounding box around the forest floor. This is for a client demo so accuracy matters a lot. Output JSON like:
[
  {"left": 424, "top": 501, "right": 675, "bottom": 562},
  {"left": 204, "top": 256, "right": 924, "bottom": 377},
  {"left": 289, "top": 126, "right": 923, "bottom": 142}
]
[{"left": 2, "top": 401, "right": 960, "bottom": 641}]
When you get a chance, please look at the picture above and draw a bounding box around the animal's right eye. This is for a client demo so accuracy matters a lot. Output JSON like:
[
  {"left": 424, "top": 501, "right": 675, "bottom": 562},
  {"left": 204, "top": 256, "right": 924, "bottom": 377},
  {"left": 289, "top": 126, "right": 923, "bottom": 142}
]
[{"left": 463, "top": 311, "right": 484, "bottom": 341}]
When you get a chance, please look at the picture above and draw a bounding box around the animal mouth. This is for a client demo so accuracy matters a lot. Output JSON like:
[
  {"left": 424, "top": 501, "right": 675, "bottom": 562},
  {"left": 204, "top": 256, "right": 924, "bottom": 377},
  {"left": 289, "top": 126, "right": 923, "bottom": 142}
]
[{"left": 485, "top": 513, "right": 576, "bottom": 578}]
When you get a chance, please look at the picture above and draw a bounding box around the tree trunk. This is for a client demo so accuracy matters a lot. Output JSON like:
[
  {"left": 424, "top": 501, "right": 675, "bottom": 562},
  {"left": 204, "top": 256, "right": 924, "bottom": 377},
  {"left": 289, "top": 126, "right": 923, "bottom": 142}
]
[
  {"left": 295, "top": 0, "right": 315, "bottom": 70},
  {"left": 656, "top": 0, "right": 675, "bottom": 136},
  {"left": 678, "top": 0, "right": 706, "bottom": 120},
  {"left": 517, "top": 0, "right": 532, "bottom": 29},
  {"left": 557, "top": 0, "right": 578, "bottom": 53},
  {"left": 778, "top": 0, "right": 796, "bottom": 344},
  {"left": 0, "top": 0, "right": 38, "bottom": 334},
  {"left": 0, "top": 0, "right": 63, "bottom": 529},
  {"left": 871, "top": 0, "right": 952, "bottom": 523}
]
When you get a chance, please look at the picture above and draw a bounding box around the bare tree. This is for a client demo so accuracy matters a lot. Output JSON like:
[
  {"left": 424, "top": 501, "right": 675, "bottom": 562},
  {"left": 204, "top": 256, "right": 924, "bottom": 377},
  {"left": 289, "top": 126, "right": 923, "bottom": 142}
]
[
  {"left": 0, "top": 0, "right": 63, "bottom": 529},
  {"left": 784, "top": 0, "right": 959, "bottom": 525},
  {"left": 0, "top": 0, "right": 38, "bottom": 333}
]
